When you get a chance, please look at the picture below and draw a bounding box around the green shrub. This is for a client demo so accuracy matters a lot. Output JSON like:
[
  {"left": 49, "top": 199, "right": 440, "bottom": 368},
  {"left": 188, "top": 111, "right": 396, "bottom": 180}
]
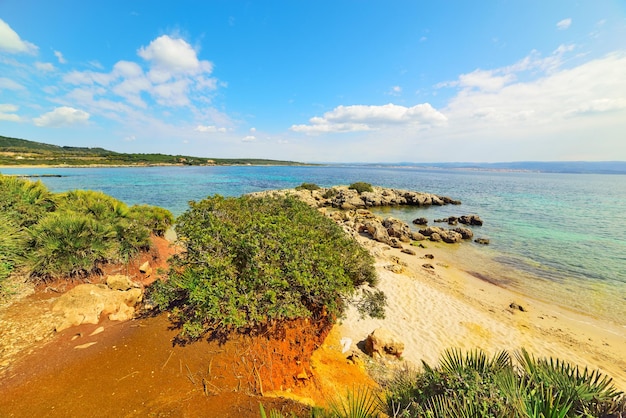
[
  {"left": 0, "top": 175, "right": 56, "bottom": 227},
  {"left": 295, "top": 182, "right": 321, "bottom": 191},
  {"left": 348, "top": 182, "right": 373, "bottom": 194},
  {"left": 148, "top": 195, "right": 380, "bottom": 340},
  {"left": 382, "top": 348, "right": 625, "bottom": 417},
  {"left": 0, "top": 214, "right": 28, "bottom": 291},
  {"left": 56, "top": 189, "right": 129, "bottom": 222},
  {"left": 128, "top": 204, "right": 174, "bottom": 236},
  {"left": 28, "top": 212, "right": 117, "bottom": 279},
  {"left": 322, "top": 188, "right": 338, "bottom": 199}
]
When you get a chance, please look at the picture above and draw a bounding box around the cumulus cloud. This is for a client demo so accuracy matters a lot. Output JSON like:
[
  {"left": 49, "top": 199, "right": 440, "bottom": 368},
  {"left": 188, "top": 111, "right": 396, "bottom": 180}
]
[
  {"left": 54, "top": 50, "right": 67, "bottom": 64},
  {"left": 33, "top": 106, "right": 90, "bottom": 127},
  {"left": 242, "top": 135, "right": 256, "bottom": 142},
  {"left": 137, "top": 35, "right": 213, "bottom": 83},
  {"left": 557, "top": 18, "right": 572, "bottom": 30},
  {"left": 0, "top": 19, "right": 38, "bottom": 54},
  {"left": 290, "top": 103, "right": 447, "bottom": 134},
  {"left": 0, "top": 104, "right": 21, "bottom": 122},
  {"left": 61, "top": 35, "right": 218, "bottom": 112}
]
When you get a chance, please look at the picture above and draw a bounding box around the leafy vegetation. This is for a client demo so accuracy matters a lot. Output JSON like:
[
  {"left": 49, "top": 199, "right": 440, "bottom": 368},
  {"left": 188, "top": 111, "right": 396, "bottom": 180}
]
[
  {"left": 0, "top": 174, "right": 173, "bottom": 287},
  {"left": 148, "top": 195, "right": 382, "bottom": 340},
  {"left": 348, "top": 182, "right": 374, "bottom": 194},
  {"left": 295, "top": 182, "right": 321, "bottom": 191},
  {"left": 382, "top": 348, "right": 625, "bottom": 417},
  {"left": 0, "top": 135, "right": 309, "bottom": 166}
]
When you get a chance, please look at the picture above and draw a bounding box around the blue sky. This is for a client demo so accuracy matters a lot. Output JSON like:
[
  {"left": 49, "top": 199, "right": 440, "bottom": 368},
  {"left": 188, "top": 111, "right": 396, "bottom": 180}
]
[{"left": 1, "top": 1, "right": 625, "bottom": 163}]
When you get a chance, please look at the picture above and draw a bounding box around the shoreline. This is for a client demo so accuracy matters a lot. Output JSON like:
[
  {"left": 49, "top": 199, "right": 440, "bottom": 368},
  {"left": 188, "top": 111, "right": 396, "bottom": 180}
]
[{"left": 335, "top": 234, "right": 626, "bottom": 391}]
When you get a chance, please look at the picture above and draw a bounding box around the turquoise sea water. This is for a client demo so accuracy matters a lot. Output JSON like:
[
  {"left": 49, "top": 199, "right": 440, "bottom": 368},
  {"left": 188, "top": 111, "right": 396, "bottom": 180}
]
[{"left": 3, "top": 165, "right": 625, "bottom": 325}]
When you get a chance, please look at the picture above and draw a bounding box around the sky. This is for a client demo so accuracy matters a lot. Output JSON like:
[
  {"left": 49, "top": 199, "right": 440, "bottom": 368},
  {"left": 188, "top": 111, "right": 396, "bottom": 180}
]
[{"left": 1, "top": 1, "right": 625, "bottom": 163}]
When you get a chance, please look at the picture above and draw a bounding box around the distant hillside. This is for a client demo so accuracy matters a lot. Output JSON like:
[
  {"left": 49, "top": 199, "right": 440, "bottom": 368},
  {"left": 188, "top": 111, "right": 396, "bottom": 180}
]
[
  {"left": 0, "top": 135, "right": 307, "bottom": 167},
  {"left": 375, "top": 161, "right": 626, "bottom": 174}
]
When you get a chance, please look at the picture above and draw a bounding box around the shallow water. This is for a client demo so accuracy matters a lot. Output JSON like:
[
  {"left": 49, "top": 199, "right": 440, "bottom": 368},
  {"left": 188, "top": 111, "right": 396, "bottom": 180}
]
[{"left": 3, "top": 165, "right": 625, "bottom": 325}]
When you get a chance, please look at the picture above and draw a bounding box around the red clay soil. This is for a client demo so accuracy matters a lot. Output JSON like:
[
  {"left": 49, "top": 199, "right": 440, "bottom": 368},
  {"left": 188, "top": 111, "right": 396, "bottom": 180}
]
[
  {"left": 0, "top": 236, "right": 351, "bottom": 417},
  {"left": 0, "top": 314, "right": 312, "bottom": 417}
]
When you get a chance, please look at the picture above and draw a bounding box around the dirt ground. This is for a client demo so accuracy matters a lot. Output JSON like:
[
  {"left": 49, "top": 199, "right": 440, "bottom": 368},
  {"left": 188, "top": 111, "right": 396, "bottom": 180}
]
[{"left": 0, "top": 235, "right": 375, "bottom": 417}]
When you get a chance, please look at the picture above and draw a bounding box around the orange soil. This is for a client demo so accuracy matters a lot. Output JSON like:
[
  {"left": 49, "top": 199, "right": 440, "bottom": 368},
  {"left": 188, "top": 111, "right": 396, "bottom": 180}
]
[{"left": 0, "top": 236, "right": 375, "bottom": 417}]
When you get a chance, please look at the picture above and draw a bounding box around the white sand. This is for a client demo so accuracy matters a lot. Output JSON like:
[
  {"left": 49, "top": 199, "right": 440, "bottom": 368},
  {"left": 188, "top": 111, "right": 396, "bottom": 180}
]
[{"left": 337, "top": 237, "right": 626, "bottom": 390}]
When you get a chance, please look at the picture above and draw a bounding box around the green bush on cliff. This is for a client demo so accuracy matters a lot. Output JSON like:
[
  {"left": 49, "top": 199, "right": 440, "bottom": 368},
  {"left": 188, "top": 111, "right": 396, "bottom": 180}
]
[
  {"left": 149, "top": 195, "right": 381, "bottom": 340},
  {"left": 348, "top": 182, "right": 373, "bottom": 194},
  {"left": 295, "top": 182, "right": 321, "bottom": 191},
  {"left": 129, "top": 204, "right": 174, "bottom": 237}
]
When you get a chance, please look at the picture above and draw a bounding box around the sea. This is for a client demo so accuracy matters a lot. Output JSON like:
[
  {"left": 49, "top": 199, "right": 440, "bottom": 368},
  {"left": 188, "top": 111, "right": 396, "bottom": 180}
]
[{"left": 2, "top": 165, "right": 625, "bottom": 327}]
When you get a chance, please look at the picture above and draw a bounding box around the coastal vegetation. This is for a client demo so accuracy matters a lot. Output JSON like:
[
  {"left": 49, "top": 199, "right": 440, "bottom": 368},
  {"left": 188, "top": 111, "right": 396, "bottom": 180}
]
[
  {"left": 295, "top": 182, "right": 321, "bottom": 191},
  {"left": 348, "top": 182, "right": 374, "bottom": 194},
  {"left": 0, "top": 174, "right": 173, "bottom": 292},
  {"left": 0, "top": 135, "right": 308, "bottom": 167},
  {"left": 261, "top": 348, "right": 625, "bottom": 417},
  {"left": 382, "top": 348, "right": 625, "bottom": 417},
  {"left": 148, "top": 194, "right": 384, "bottom": 340}
]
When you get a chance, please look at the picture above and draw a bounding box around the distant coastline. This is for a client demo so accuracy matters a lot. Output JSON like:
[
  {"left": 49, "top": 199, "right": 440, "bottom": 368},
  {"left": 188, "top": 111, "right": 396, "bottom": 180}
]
[{"left": 338, "top": 161, "right": 626, "bottom": 175}]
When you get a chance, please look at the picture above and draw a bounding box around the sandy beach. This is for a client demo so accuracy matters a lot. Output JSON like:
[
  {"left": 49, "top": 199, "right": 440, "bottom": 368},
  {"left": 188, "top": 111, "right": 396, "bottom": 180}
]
[{"left": 335, "top": 234, "right": 626, "bottom": 391}]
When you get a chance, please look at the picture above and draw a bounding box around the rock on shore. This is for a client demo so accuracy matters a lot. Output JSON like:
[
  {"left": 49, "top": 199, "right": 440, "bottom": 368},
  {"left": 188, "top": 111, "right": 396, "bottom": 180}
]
[{"left": 248, "top": 185, "right": 461, "bottom": 209}]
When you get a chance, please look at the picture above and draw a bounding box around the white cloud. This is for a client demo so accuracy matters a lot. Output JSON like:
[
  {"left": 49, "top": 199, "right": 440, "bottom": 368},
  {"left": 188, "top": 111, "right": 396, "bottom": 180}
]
[
  {"left": 62, "top": 35, "right": 219, "bottom": 111},
  {"left": 388, "top": 85, "right": 402, "bottom": 95},
  {"left": 0, "top": 19, "right": 38, "bottom": 54},
  {"left": 291, "top": 103, "right": 447, "bottom": 134},
  {"left": 138, "top": 35, "right": 213, "bottom": 83},
  {"left": 33, "top": 106, "right": 90, "bottom": 127},
  {"left": 444, "top": 52, "right": 626, "bottom": 124},
  {"left": 35, "top": 62, "right": 55, "bottom": 72},
  {"left": 0, "top": 77, "right": 25, "bottom": 90},
  {"left": 458, "top": 69, "right": 515, "bottom": 91},
  {"left": 557, "top": 18, "right": 572, "bottom": 30},
  {"left": 195, "top": 125, "right": 226, "bottom": 133},
  {"left": 124, "top": 135, "right": 136, "bottom": 141},
  {"left": 0, "top": 104, "right": 21, "bottom": 122},
  {"left": 242, "top": 135, "right": 256, "bottom": 142},
  {"left": 54, "top": 50, "right": 67, "bottom": 64},
  {"left": 249, "top": 127, "right": 257, "bottom": 133},
  {"left": 439, "top": 45, "right": 577, "bottom": 93}
]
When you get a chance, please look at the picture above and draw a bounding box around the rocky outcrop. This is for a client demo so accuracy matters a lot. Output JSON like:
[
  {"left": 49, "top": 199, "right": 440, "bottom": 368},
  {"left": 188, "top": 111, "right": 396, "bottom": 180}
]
[
  {"left": 364, "top": 328, "right": 405, "bottom": 358},
  {"left": 419, "top": 226, "right": 464, "bottom": 243},
  {"left": 249, "top": 186, "right": 484, "bottom": 248},
  {"left": 248, "top": 186, "right": 461, "bottom": 210},
  {"left": 52, "top": 276, "right": 143, "bottom": 332},
  {"left": 435, "top": 215, "right": 484, "bottom": 226}
]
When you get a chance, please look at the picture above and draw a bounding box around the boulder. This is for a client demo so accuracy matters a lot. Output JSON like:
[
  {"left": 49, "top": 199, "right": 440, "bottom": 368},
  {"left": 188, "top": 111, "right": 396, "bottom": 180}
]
[
  {"left": 474, "top": 238, "right": 490, "bottom": 245},
  {"left": 401, "top": 248, "right": 416, "bottom": 255},
  {"left": 459, "top": 215, "right": 483, "bottom": 226},
  {"left": 364, "top": 328, "right": 405, "bottom": 358},
  {"left": 452, "top": 227, "right": 474, "bottom": 240},
  {"left": 412, "top": 217, "right": 428, "bottom": 226},
  {"left": 106, "top": 274, "right": 136, "bottom": 291},
  {"left": 52, "top": 282, "right": 143, "bottom": 332},
  {"left": 440, "top": 230, "right": 463, "bottom": 243},
  {"left": 364, "top": 221, "right": 392, "bottom": 246}
]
